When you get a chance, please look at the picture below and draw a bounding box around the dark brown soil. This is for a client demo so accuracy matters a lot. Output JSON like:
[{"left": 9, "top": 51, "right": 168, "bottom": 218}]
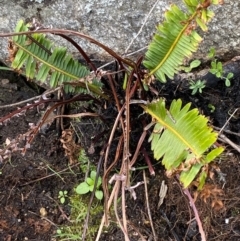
[{"left": 1, "top": 59, "right": 240, "bottom": 241}]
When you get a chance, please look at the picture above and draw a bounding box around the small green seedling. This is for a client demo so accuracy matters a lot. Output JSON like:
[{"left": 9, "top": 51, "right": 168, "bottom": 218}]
[
  {"left": 208, "top": 47, "right": 234, "bottom": 87},
  {"left": 58, "top": 190, "right": 68, "bottom": 204},
  {"left": 210, "top": 59, "right": 223, "bottom": 78},
  {"left": 209, "top": 60, "right": 233, "bottom": 87},
  {"left": 189, "top": 79, "right": 206, "bottom": 95},
  {"left": 208, "top": 104, "right": 216, "bottom": 113},
  {"left": 76, "top": 171, "right": 103, "bottom": 200},
  {"left": 207, "top": 47, "right": 216, "bottom": 59},
  {"left": 224, "top": 72, "right": 234, "bottom": 87},
  {"left": 178, "top": 59, "right": 201, "bottom": 73}
]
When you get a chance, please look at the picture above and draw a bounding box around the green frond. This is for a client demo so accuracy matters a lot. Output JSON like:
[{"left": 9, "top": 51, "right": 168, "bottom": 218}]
[
  {"left": 143, "top": 1, "right": 217, "bottom": 83},
  {"left": 10, "top": 20, "right": 105, "bottom": 97},
  {"left": 141, "top": 99, "right": 224, "bottom": 187}
]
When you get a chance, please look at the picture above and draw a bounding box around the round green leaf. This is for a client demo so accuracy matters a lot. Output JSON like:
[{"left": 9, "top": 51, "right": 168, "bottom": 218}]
[
  {"left": 90, "top": 171, "right": 97, "bottom": 180},
  {"left": 97, "top": 177, "right": 102, "bottom": 188},
  {"left": 225, "top": 79, "right": 231, "bottom": 87},
  {"left": 227, "top": 72, "right": 234, "bottom": 79},
  {"left": 60, "top": 197, "right": 65, "bottom": 204},
  {"left": 86, "top": 177, "right": 94, "bottom": 186},
  {"left": 190, "top": 60, "right": 201, "bottom": 69},
  {"left": 76, "top": 182, "right": 90, "bottom": 194},
  {"left": 95, "top": 190, "right": 103, "bottom": 200},
  {"left": 89, "top": 185, "right": 94, "bottom": 192}
]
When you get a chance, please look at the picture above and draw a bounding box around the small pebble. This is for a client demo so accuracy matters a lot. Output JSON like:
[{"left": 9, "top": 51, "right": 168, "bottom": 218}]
[{"left": 40, "top": 207, "right": 48, "bottom": 217}]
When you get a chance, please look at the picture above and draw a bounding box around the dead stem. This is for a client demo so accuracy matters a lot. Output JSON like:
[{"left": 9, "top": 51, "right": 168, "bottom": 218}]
[
  {"left": 143, "top": 170, "right": 157, "bottom": 241},
  {"left": 0, "top": 29, "right": 136, "bottom": 69},
  {"left": 20, "top": 163, "right": 80, "bottom": 186},
  {"left": 219, "top": 108, "right": 238, "bottom": 135},
  {"left": 121, "top": 179, "right": 130, "bottom": 241},
  {"left": 96, "top": 179, "right": 119, "bottom": 241},
  {"left": 183, "top": 188, "right": 206, "bottom": 241},
  {"left": 218, "top": 134, "right": 240, "bottom": 153},
  {"left": 102, "top": 135, "right": 124, "bottom": 226},
  {"left": 213, "top": 126, "right": 240, "bottom": 137},
  {"left": 114, "top": 180, "right": 130, "bottom": 241},
  {"left": 102, "top": 105, "right": 125, "bottom": 225},
  {"left": 0, "top": 87, "right": 61, "bottom": 109}
]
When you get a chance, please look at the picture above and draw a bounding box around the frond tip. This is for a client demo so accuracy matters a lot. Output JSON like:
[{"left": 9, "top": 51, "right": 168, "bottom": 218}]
[{"left": 141, "top": 98, "right": 224, "bottom": 188}]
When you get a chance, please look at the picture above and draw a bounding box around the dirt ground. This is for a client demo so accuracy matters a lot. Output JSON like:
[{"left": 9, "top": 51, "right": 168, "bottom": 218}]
[{"left": 1, "top": 58, "right": 240, "bottom": 241}]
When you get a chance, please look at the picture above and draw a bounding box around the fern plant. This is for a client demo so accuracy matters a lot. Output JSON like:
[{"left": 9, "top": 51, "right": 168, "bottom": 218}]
[
  {"left": 141, "top": 99, "right": 223, "bottom": 188},
  {"left": 141, "top": 0, "right": 223, "bottom": 188},
  {"left": 143, "top": 0, "right": 220, "bottom": 83},
  {"left": 0, "top": 2, "right": 226, "bottom": 240},
  {"left": 9, "top": 20, "right": 104, "bottom": 97},
  {"left": 2, "top": 0, "right": 224, "bottom": 190}
]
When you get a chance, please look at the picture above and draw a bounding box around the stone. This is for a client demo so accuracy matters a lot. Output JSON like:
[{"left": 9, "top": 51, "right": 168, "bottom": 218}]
[{"left": 0, "top": 0, "right": 239, "bottom": 65}]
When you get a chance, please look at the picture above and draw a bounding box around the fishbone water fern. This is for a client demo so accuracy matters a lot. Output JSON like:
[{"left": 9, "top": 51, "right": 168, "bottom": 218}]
[
  {"left": 141, "top": 0, "right": 224, "bottom": 188},
  {"left": 143, "top": 0, "right": 220, "bottom": 83},
  {"left": 0, "top": 1, "right": 225, "bottom": 239},
  {"left": 2, "top": 0, "right": 224, "bottom": 190},
  {"left": 9, "top": 20, "right": 104, "bottom": 97},
  {"left": 141, "top": 99, "right": 224, "bottom": 188}
]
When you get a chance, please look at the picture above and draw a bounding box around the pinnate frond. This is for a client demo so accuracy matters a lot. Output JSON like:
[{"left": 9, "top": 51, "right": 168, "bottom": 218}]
[
  {"left": 141, "top": 99, "right": 224, "bottom": 187},
  {"left": 10, "top": 20, "right": 104, "bottom": 97},
  {"left": 143, "top": 0, "right": 218, "bottom": 83}
]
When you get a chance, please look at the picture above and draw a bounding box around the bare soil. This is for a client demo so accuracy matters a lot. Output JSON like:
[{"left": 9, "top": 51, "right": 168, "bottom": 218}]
[{"left": 1, "top": 59, "right": 240, "bottom": 241}]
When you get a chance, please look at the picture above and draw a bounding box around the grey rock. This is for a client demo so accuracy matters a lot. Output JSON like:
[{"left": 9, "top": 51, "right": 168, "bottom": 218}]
[{"left": 0, "top": 0, "right": 239, "bottom": 65}]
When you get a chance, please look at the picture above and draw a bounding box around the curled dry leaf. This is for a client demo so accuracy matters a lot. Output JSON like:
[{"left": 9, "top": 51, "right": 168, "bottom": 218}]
[
  {"left": 60, "top": 129, "right": 81, "bottom": 165},
  {"left": 200, "top": 184, "right": 224, "bottom": 211}
]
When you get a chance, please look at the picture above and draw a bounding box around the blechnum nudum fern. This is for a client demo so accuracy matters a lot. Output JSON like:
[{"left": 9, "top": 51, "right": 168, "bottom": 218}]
[
  {"left": 141, "top": 0, "right": 224, "bottom": 189},
  {"left": 9, "top": 20, "right": 104, "bottom": 97},
  {"left": 7, "top": 0, "right": 223, "bottom": 189},
  {"left": 143, "top": 0, "right": 219, "bottom": 83}
]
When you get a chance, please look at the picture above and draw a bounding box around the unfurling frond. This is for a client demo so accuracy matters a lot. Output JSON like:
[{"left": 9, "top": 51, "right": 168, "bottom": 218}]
[
  {"left": 141, "top": 99, "right": 224, "bottom": 188},
  {"left": 143, "top": 0, "right": 219, "bottom": 83},
  {"left": 9, "top": 20, "right": 104, "bottom": 97}
]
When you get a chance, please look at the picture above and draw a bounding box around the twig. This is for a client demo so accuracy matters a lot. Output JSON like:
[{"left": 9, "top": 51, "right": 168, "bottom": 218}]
[
  {"left": 0, "top": 87, "right": 61, "bottom": 109},
  {"left": 28, "top": 210, "right": 58, "bottom": 227},
  {"left": 46, "top": 194, "right": 71, "bottom": 222},
  {"left": 95, "top": 46, "right": 147, "bottom": 71},
  {"left": 102, "top": 104, "right": 126, "bottom": 219},
  {"left": 20, "top": 163, "right": 80, "bottom": 186},
  {"left": 218, "top": 133, "right": 240, "bottom": 153},
  {"left": 127, "top": 222, "right": 147, "bottom": 241},
  {"left": 213, "top": 125, "right": 240, "bottom": 137},
  {"left": 219, "top": 108, "right": 238, "bottom": 135},
  {"left": 124, "top": 0, "right": 161, "bottom": 53},
  {"left": 160, "top": 210, "right": 181, "bottom": 241},
  {"left": 102, "top": 135, "right": 124, "bottom": 226},
  {"left": 95, "top": 179, "right": 119, "bottom": 241},
  {"left": 121, "top": 179, "right": 130, "bottom": 241},
  {"left": 114, "top": 180, "right": 130, "bottom": 241},
  {"left": 143, "top": 170, "right": 157, "bottom": 241}
]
